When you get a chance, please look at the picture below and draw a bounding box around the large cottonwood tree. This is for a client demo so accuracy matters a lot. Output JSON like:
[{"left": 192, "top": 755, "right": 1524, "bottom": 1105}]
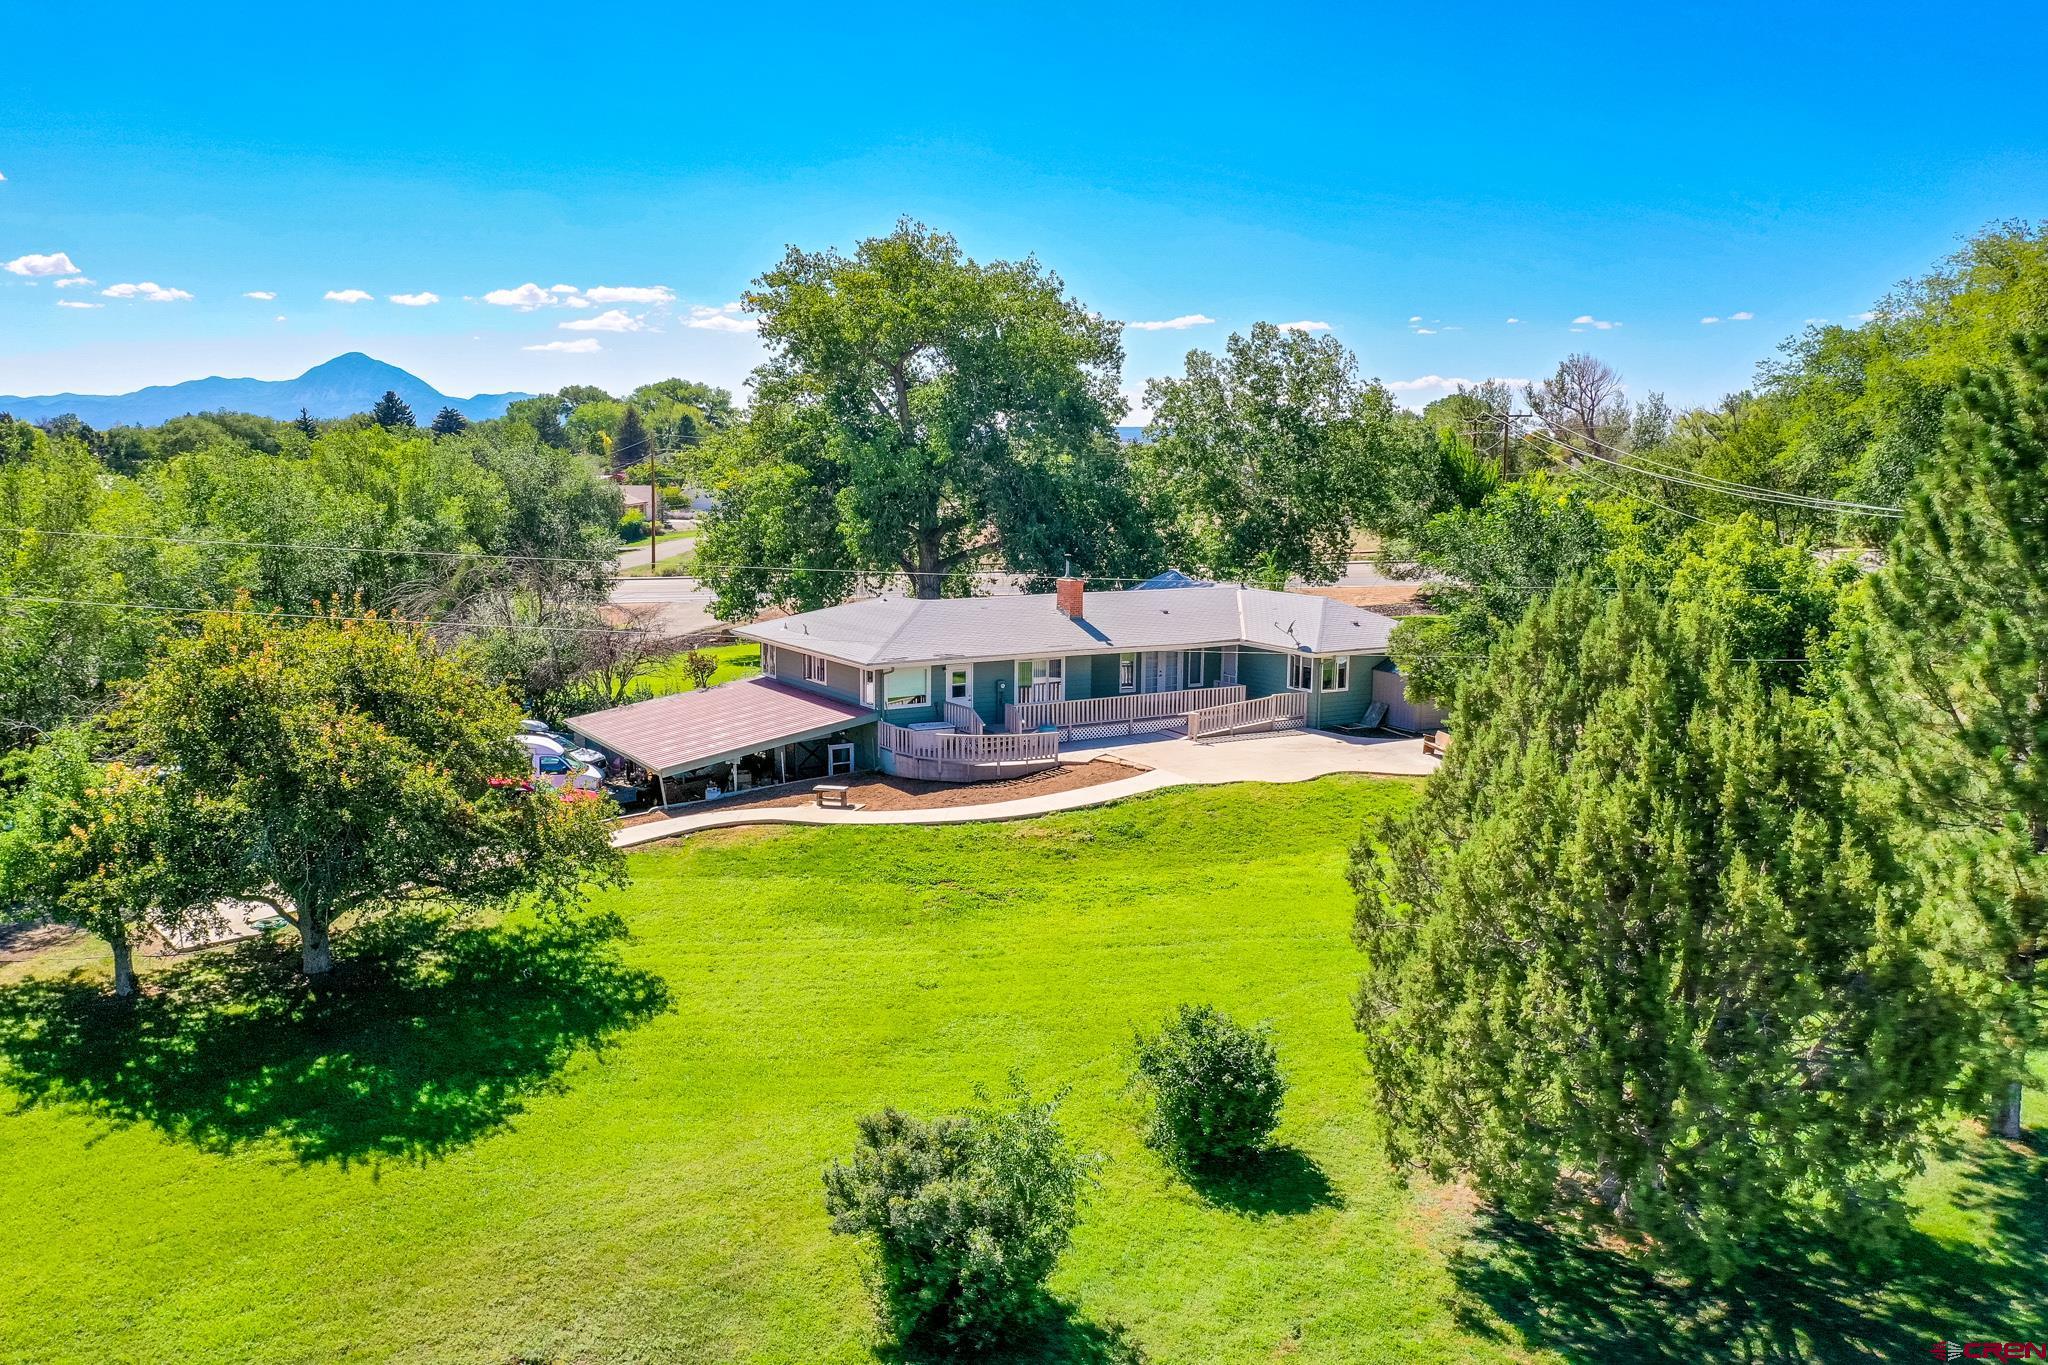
[{"left": 698, "top": 220, "right": 1157, "bottom": 613}]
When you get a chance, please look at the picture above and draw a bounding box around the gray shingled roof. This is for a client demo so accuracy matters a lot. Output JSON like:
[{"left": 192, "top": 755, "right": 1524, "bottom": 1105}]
[{"left": 733, "top": 585, "right": 1397, "bottom": 667}]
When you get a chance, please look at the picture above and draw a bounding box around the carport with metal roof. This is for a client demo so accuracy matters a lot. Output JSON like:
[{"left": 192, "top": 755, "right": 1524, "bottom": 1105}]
[{"left": 565, "top": 677, "right": 875, "bottom": 806}]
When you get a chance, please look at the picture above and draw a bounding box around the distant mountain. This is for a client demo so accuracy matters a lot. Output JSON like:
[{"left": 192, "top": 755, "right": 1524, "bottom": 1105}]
[
  {"left": 1116, "top": 424, "right": 1151, "bottom": 444},
  {"left": 0, "top": 353, "right": 532, "bottom": 427}
]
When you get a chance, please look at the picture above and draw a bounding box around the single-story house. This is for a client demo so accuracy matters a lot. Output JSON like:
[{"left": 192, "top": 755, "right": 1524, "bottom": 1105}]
[{"left": 565, "top": 576, "right": 1443, "bottom": 800}]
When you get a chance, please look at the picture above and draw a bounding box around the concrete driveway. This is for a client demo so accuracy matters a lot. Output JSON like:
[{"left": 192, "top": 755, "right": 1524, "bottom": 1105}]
[{"left": 1066, "top": 728, "right": 1439, "bottom": 782}]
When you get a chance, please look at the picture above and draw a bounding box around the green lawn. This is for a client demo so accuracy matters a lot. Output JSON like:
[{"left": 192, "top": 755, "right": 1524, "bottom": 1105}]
[
  {"left": 0, "top": 779, "right": 2040, "bottom": 1363},
  {"left": 633, "top": 641, "right": 760, "bottom": 698}
]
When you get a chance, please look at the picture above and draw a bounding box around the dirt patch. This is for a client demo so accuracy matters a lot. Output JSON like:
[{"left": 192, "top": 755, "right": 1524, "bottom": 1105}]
[
  {"left": 615, "top": 758, "right": 1146, "bottom": 823},
  {"left": 1297, "top": 583, "right": 1433, "bottom": 615}
]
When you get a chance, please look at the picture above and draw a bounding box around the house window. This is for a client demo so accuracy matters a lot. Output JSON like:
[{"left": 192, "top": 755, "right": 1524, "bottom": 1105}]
[
  {"left": 1026, "top": 657, "right": 1063, "bottom": 684},
  {"left": 1183, "top": 650, "right": 1205, "bottom": 686},
  {"left": 861, "top": 669, "right": 878, "bottom": 706},
  {"left": 1118, "top": 652, "right": 1137, "bottom": 692},
  {"left": 1288, "top": 655, "right": 1314, "bottom": 691},
  {"left": 948, "top": 668, "right": 970, "bottom": 701},
  {"left": 1319, "top": 656, "right": 1349, "bottom": 691},
  {"left": 803, "top": 652, "right": 829, "bottom": 685},
  {"left": 761, "top": 644, "right": 777, "bottom": 673},
  {"left": 884, "top": 669, "right": 929, "bottom": 709}
]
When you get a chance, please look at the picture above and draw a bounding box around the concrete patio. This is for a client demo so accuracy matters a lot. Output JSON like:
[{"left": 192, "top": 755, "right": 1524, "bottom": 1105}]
[{"left": 611, "top": 728, "right": 1437, "bottom": 847}]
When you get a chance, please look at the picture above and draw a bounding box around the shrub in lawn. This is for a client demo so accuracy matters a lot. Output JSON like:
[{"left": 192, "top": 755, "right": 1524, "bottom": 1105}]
[
  {"left": 1132, "top": 1004, "right": 1286, "bottom": 1169},
  {"left": 823, "top": 1083, "right": 1091, "bottom": 1353}
]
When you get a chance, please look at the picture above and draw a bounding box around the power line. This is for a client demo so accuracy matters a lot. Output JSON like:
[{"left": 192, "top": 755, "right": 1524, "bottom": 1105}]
[
  {"left": 0, "top": 594, "right": 644, "bottom": 636},
  {"left": 0, "top": 525, "right": 619, "bottom": 568},
  {"left": 1510, "top": 420, "right": 1904, "bottom": 518}
]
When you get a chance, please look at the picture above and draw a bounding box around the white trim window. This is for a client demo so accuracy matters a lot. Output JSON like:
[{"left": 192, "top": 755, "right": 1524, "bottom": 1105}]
[
  {"left": 1118, "top": 652, "right": 1137, "bottom": 693},
  {"left": 861, "top": 669, "right": 878, "bottom": 706},
  {"left": 803, "top": 652, "right": 829, "bottom": 685},
  {"left": 1288, "top": 654, "right": 1314, "bottom": 692},
  {"left": 884, "top": 668, "right": 930, "bottom": 709},
  {"left": 948, "top": 667, "right": 970, "bottom": 701},
  {"left": 1319, "top": 656, "right": 1349, "bottom": 691},
  {"left": 761, "top": 644, "right": 777, "bottom": 673},
  {"left": 1183, "top": 650, "right": 1205, "bottom": 686}
]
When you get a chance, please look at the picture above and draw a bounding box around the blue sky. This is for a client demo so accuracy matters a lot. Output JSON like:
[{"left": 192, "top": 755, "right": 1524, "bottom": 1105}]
[{"left": 3, "top": 1, "right": 2040, "bottom": 414}]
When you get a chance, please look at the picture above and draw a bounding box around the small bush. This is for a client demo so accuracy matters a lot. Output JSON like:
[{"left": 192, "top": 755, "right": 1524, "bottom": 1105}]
[
  {"left": 617, "top": 508, "right": 647, "bottom": 542},
  {"left": 824, "top": 1082, "right": 1091, "bottom": 1353},
  {"left": 1132, "top": 1004, "right": 1286, "bottom": 1169}
]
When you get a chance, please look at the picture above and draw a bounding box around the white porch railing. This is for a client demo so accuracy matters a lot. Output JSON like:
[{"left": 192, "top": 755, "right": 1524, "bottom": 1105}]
[
  {"left": 1005, "top": 685, "right": 1245, "bottom": 738},
  {"left": 943, "top": 700, "right": 986, "bottom": 734},
  {"left": 1018, "top": 680, "right": 1065, "bottom": 704},
  {"left": 1187, "top": 691, "right": 1308, "bottom": 742},
  {"left": 878, "top": 720, "right": 1058, "bottom": 766}
]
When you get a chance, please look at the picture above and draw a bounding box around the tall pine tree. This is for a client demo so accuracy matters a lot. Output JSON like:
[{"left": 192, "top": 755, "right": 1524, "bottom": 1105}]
[
  {"left": 613, "top": 404, "right": 651, "bottom": 470},
  {"left": 370, "top": 390, "right": 416, "bottom": 429},
  {"left": 1844, "top": 330, "right": 2048, "bottom": 1137},
  {"left": 430, "top": 405, "right": 468, "bottom": 436},
  {"left": 1354, "top": 545, "right": 1970, "bottom": 1278},
  {"left": 295, "top": 407, "right": 319, "bottom": 438}
]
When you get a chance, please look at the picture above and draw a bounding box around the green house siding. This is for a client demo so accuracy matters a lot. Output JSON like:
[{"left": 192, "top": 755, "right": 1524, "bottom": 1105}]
[
  {"left": 770, "top": 646, "right": 863, "bottom": 706},
  {"left": 1314, "top": 653, "right": 1382, "bottom": 727},
  {"left": 1236, "top": 646, "right": 1294, "bottom": 701},
  {"left": 1088, "top": 653, "right": 1131, "bottom": 698},
  {"left": 971, "top": 660, "right": 1015, "bottom": 725}
]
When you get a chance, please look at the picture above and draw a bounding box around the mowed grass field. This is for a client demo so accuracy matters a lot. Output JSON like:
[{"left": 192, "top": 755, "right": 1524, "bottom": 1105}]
[{"left": 1, "top": 778, "right": 2041, "bottom": 1364}]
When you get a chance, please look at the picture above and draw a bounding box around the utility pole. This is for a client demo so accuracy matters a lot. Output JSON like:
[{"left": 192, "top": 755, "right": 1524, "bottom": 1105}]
[{"left": 649, "top": 440, "right": 661, "bottom": 573}]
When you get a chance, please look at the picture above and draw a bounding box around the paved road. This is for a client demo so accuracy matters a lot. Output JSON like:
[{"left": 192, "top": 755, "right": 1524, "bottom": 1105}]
[
  {"left": 612, "top": 533, "right": 697, "bottom": 575},
  {"left": 608, "top": 576, "right": 720, "bottom": 636}
]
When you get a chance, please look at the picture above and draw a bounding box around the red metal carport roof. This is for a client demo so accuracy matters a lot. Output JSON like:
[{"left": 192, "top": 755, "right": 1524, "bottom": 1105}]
[{"left": 564, "top": 677, "right": 873, "bottom": 777}]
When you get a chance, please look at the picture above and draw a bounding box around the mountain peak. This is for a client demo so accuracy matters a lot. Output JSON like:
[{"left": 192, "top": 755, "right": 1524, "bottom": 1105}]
[{"left": 0, "top": 354, "right": 532, "bottom": 426}]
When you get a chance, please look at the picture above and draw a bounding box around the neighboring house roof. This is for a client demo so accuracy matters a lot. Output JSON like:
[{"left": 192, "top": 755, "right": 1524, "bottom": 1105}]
[
  {"left": 615, "top": 483, "right": 656, "bottom": 510},
  {"left": 565, "top": 676, "right": 871, "bottom": 777},
  {"left": 1136, "top": 569, "right": 1213, "bottom": 590},
  {"left": 733, "top": 585, "right": 1397, "bottom": 667}
]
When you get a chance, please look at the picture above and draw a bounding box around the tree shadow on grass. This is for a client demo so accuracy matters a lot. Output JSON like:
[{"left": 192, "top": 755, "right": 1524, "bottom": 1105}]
[
  {"left": 1447, "top": 1132, "right": 2048, "bottom": 1361},
  {"left": 1181, "top": 1143, "right": 1341, "bottom": 1217},
  {"left": 878, "top": 1298, "right": 1152, "bottom": 1365},
  {"left": 0, "top": 909, "right": 670, "bottom": 1166}
]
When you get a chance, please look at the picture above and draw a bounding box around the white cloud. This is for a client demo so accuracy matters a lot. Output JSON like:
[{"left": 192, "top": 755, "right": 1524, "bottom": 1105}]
[
  {"left": 1700, "top": 316, "right": 1721, "bottom": 325},
  {"left": 1803, "top": 317, "right": 1829, "bottom": 326},
  {"left": 561, "top": 295, "right": 593, "bottom": 309},
  {"left": 1384, "top": 374, "right": 1534, "bottom": 403},
  {"left": 1728, "top": 310, "right": 1753, "bottom": 321},
  {"left": 560, "top": 308, "right": 644, "bottom": 333},
  {"left": 389, "top": 291, "right": 440, "bottom": 307},
  {"left": 484, "top": 282, "right": 554, "bottom": 309},
  {"left": 1414, "top": 327, "right": 1437, "bottom": 335},
  {"left": 584, "top": 284, "right": 674, "bottom": 305},
  {"left": 1126, "top": 313, "right": 1216, "bottom": 332},
  {"left": 1572, "top": 314, "right": 1622, "bottom": 330},
  {"left": 243, "top": 290, "right": 276, "bottom": 300},
  {"left": 0, "top": 171, "right": 7, "bottom": 181},
  {"left": 1274, "top": 320, "right": 1331, "bottom": 332},
  {"left": 274, "top": 315, "right": 287, "bottom": 323},
  {"left": 524, "top": 338, "right": 602, "bottom": 353},
  {"left": 685, "top": 302, "right": 758, "bottom": 333},
  {"left": 5, "top": 251, "right": 81, "bottom": 277},
  {"left": 1856, "top": 310, "right": 1878, "bottom": 322},
  {"left": 324, "top": 288, "right": 372, "bottom": 304},
  {"left": 102, "top": 281, "right": 193, "bottom": 302},
  {"left": 548, "top": 284, "right": 580, "bottom": 294},
  {"left": 56, "top": 299, "right": 100, "bottom": 310},
  {"left": 54, "top": 276, "right": 95, "bottom": 289},
  {"left": 1408, "top": 315, "right": 1422, "bottom": 323},
  {"left": 1505, "top": 317, "right": 1521, "bottom": 324}
]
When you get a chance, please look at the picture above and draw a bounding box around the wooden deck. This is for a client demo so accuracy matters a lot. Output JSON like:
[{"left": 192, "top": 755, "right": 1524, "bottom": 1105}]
[
  {"left": 1186, "top": 691, "right": 1308, "bottom": 742},
  {"left": 877, "top": 719, "right": 1060, "bottom": 783},
  {"left": 1005, "top": 685, "right": 1245, "bottom": 740}
]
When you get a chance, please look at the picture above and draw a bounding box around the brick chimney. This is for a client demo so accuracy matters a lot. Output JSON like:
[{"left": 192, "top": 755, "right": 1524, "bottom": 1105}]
[{"left": 1055, "top": 575, "right": 1085, "bottom": 618}]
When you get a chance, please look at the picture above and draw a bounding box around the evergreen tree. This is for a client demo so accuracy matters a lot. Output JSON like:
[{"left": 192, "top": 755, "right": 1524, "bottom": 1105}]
[
  {"left": 370, "top": 390, "right": 416, "bottom": 429},
  {"left": 1843, "top": 330, "right": 2048, "bottom": 1137},
  {"left": 613, "top": 404, "right": 651, "bottom": 469},
  {"left": 1354, "top": 548, "right": 1970, "bottom": 1278},
  {"left": 431, "top": 405, "right": 468, "bottom": 436},
  {"left": 295, "top": 407, "right": 319, "bottom": 439}
]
